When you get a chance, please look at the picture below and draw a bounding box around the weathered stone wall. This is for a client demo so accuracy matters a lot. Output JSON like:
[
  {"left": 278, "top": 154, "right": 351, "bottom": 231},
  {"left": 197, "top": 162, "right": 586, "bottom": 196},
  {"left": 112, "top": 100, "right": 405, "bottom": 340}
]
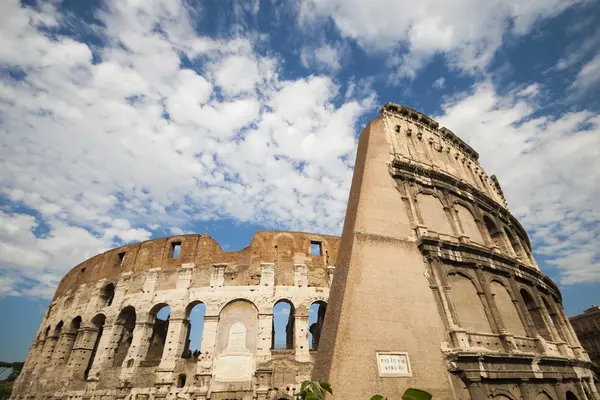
[
  {"left": 12, "top": 231, "right": 338, "bottom": 400},
  {"left": 312, "top": 103, "right": 598, "bottom": 400}
]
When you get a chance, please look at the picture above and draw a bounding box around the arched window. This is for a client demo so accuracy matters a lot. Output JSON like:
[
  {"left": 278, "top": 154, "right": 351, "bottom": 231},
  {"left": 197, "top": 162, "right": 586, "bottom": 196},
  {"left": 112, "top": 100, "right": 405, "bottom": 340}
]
[
  {"left": 490, "top": 282, "right": 526, "bottom": 336},
  {"left": 566, "top": 391, "right": 579, "bottom": 400},
  {"left": 520, "top": 289, "right": 551, "bottom": 340},
  {"left": 416, "top": 193, "right": 454, "bottom": 236},
  {"left": 182, "top": 302, "right": 206, "bottom": 359},
  {"left": 84, "top": 314, "right": 106, "bottom": 380},
  {"left": 483, "top": 216, "right": 507, "bottom": 253},
  {"left": 455, "top": 204, "right": 484, "bottom": 244},
  {"left": 449, "top": 273, "right": 493, "bottom": 333},
  {"left": 146, "top": 304, "right": 171, "bottom": 361},
  {"left": 272, "top": 300, "right": 294, "bottom": 350},
  {"left": 101, "top": 283, "right": 115, "bottom": 307},
  {"left": 113, "top": 306, "right": 136, "bottom": 367},
  {"left": 308, "top": 301, "right": 327, "bottom": 350}
]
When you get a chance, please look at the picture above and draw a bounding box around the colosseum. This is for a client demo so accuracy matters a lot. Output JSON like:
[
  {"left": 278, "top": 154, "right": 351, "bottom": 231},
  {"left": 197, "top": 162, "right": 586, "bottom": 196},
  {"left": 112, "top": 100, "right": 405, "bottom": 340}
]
[{"left": 12, "top": 104, "right": 599, "bottom": 400}]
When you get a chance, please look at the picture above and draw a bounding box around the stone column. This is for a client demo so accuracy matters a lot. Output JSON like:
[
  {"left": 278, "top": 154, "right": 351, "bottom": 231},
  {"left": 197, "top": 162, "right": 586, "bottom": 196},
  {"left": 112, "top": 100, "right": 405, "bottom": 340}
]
[
  {"left": 294, "top": 309, "right": 310, "bottom": 362},
  {"left": 67, "top": 326, "right": 100, "bottom": 380},
  {"left": 87, "top": 322, "right": 120, "bottom": 380},
  {"left": 50, "top": 331, "right": 78, "bottom": 367},
  {"left": 155, "top": 315, "right": 188, "bottom": 385},
  {"left": 256, "top": 312, "right": 273, "bottom": 362},
  {"left": 119, "top": 320, "right": 154, "bottom": 381},
  {"left": 37, "top": 334, "right": 59, "bottom": 370},
  {"left": 196, "top": 315, "right": 219, "bottom": 373}
]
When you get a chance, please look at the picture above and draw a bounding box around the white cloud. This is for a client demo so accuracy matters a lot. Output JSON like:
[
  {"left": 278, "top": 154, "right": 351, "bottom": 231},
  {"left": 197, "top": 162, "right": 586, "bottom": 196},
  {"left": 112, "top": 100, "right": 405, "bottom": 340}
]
[
  {"left": 570, "top": 53, "right": 600, "bottom": 93},
  {"left": 0, "top": 0, "right": 375, "bottom": 297},
  {"left": 299, "top": 0, "right": 583, "bottom": 76},
  {"left": 301, "top": 43, "right": 344, "bottom": 71},
  {"left": 432, "top": 77, "right": 446, "bottom": 89},
  {"left": 437, "top": 81, "right": 600, "bottom": 285}
]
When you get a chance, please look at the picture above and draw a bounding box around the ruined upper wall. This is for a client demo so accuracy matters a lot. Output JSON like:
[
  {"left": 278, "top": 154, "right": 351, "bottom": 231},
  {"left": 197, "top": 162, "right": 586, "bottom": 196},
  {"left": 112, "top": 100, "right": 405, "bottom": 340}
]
[
  {"left": 380, "top": 103, "right": 508, "bottom": 208},
  {"left": 53, "top": 231, "right": 340, "bottom": 300}
]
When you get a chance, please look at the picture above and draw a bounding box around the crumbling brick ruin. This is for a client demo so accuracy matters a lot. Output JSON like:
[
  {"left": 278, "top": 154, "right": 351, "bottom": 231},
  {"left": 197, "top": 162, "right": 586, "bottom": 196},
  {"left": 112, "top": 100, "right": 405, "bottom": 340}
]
[
  {"left": 12, "top": 104, "right": 599, "bottom": 400},
  {"left": 12, "top": 231, "right": 338, "bottom": 400}
]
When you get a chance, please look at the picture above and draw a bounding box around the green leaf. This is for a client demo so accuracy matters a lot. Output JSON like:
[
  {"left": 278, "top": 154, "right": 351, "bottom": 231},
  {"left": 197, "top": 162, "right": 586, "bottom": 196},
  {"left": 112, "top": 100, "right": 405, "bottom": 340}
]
[
  {"left": 319, "top": 381, "right": 333, "bottom": 394},
  {"left": 371, "top": 395, "right": 387, "bottom": 400}
]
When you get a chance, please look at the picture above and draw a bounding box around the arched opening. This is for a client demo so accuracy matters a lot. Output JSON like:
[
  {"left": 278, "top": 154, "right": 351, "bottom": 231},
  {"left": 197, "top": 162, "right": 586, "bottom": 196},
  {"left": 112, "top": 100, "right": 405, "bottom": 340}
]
[
  {"left": 145, "top": 304, "right": 170, "bottom": 361},
  {"left": 520, "top": 289, "right": 551, "bottom": 340},
  {"left": 483, "top": 216, "right": 507, "bottom": 252},
  {"left": 566, "top": 391, "right": 579, "bottom": 400},
  {"left": 176, "top": 373, "right": 186, "bottom": 388},
  {"left": 449, "top": 273, "right": 493, "bottom": 333},
  {"left": 62, "top": 316, "right": 81, "bottom": 365},
  {"left": 490, "top": 282, "right": 526, "bottom": 336},
  {"left": 542, "top": 297, "right": 565, "bottom": 341},
  {"left": 272, "top": 300, "right": 294, "bottom": 350},
  {"left": 101, "top": 283, "right": 115, "bottom": 307},
  {"left": 308, "top": 301, "right": 327, "bottom": 350},
  {"left": 54, "top": 321, "right": 64, "bottom": 337},
  {"left": 216, "top": 299, "right": 258, "bottom": 355},
  {"left": 182, "top": 302, "right": 206, "bottom": 359},
  {"left": 84, "top": 314, "right": 106, "bottom": 380},
  {"left": 113, "top": 306, "right": 136, "bottom": 367},
  {"left": 504, "top": 228, "right": 526, "bottom": 259}
]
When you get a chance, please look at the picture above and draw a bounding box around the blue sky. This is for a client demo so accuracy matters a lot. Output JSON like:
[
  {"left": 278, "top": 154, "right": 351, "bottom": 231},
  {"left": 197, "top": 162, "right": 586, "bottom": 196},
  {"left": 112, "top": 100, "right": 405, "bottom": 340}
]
[{"left": 1, "top": 0, "right": 600, "bottom": 363}]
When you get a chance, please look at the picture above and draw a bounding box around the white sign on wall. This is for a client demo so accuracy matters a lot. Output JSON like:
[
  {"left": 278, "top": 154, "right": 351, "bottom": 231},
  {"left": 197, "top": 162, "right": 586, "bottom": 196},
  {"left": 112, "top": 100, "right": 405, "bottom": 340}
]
[
  {"left": 376, "top": 352, "right": 412, "bottom": 377},
  {"left": 214, "top": 322, "right": 254, "bottom": 382}
]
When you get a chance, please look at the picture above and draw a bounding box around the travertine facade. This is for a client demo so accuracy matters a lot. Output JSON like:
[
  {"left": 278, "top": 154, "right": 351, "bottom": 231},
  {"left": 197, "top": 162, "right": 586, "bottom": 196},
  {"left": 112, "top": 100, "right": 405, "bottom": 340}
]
[
  {"left": 12, "top": 231, "right": 338, "bottom": 400},
  {"left": 13, "top": 104, "right": 598, "bottom": 400},
  {"left": 570, "top": 307, "right": 600, "bottom": 372},
  {"left": 313, "top": 103, "right": 598, "bottom": 400}
]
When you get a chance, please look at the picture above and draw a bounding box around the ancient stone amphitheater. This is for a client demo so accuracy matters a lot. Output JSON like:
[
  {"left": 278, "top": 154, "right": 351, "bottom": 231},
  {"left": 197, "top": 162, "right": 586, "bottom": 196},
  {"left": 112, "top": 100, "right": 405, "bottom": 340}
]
[{"left": 12, "top": 104, "right": 598, "bottom": 400}]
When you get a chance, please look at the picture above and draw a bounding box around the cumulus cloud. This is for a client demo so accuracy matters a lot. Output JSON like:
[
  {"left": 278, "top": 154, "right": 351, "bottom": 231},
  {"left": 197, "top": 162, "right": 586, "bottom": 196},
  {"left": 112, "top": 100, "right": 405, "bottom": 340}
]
[
  {"left": 301, "top": 44, "right": 345, "bottom": 71},
  {"left": 299, "top": 0, "right": 583, "bottom": 77},
  {"left": 437, "top": 82, "right": 600, "bottom": 285},
  {"left": 0, "top": 0, "right": 375, "bottom": 297}
]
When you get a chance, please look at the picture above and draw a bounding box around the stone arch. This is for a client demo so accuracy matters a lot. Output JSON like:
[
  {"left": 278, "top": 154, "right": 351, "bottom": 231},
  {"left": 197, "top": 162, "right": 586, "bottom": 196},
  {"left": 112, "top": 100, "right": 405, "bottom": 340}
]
[
  {"left": 535, "top": 389, "right": 555, "bottom": 400},
  {"left": 416, "top": 192, "right": 454, "bottom": 236},
  {"left": 490, "top": 387, "right": 517, "bottom": 400},
  {"left": 54, "top": 320, "right": 64, "bottom": 336},
  {"left": 145, "top": 303, "right": 171, "bottom": 361},
  {"left": 520, "top": 289, "right": 551, "bottom": 340},
  {"left": 113, "top": 306, "right": 136, "bottom": 367},
  {"left": 182, "top": 301, "right": 206, "bottom": 358},
  {"left": 448, "top": 271, "right": 493, "bottom": 333},
  {"left": 272, "top": 299, "right": 295, "bottom": 350},
  {"left": 483, "top": 215, "right": 508, "bottom": 253},
  {"left": 308, "top": 301, "right": 327, "bottom": 350},
  {"left": 489, "top": 280, "right": 527, "bottom": 336},
  {"left": 100, "top": 283, "right": 115, "bottom": 307},
  {"left": 216, "top": 299, "right": 258, "bottom": 354},
  {"left": 565, "top": 391, "right": 579, "bottom": 400},
  {"left": 454, "top": 202, "right": 484, "bottom": 244}
]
